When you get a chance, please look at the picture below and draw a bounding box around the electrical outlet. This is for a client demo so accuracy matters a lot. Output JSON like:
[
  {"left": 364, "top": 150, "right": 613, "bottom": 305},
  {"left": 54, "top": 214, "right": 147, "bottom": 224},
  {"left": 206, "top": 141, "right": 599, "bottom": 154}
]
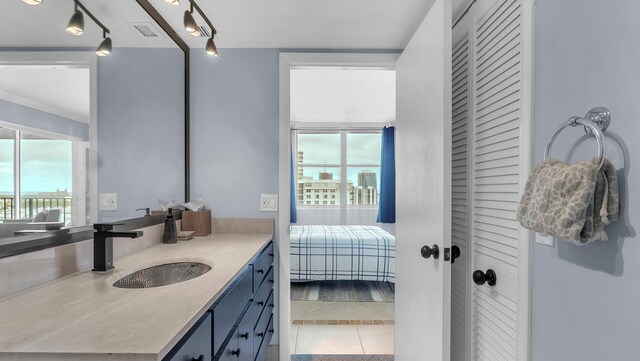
[
  {"left": 535, "top": 232, "right": 555, "bottom": 247},
  {"left": 260, "top": 194, "right": 278, "bottom": 212},
  {"left": 99, "top": 193, "right": 118, "bottom": 211}
]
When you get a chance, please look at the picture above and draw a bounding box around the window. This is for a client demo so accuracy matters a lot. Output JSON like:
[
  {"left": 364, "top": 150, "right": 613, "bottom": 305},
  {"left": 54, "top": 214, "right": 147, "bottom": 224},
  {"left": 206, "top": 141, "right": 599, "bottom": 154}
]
[
  {"left": 0, "top": 125, "right": 74, "bottom": 225},
  {"left": 295, "top": 130, "right": 381, "bottom": 207}
]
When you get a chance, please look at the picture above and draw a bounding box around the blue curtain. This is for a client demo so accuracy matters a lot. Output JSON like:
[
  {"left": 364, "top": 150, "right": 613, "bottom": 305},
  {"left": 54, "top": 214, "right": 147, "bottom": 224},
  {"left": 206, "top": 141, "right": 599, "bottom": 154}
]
[
  {"left": 290, "top": 148, "right": 297, "bottom": 223},
  {"left": 377, "top": 126, "right": 396, "bottom": 223}
]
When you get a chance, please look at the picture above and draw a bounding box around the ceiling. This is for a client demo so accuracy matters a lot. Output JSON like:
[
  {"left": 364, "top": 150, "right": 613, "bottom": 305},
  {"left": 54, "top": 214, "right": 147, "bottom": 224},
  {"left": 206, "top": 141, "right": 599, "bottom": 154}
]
[
  {"left": 0, "top": 68, "right": 90, "bottom": 124},
  {"left": 0, "top": 0, "right": 470, "bottom": 50}
]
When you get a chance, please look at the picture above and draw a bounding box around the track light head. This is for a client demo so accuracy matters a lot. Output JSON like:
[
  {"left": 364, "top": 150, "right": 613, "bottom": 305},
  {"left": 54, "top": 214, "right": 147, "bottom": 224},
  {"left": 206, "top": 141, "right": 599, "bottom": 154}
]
[
  {"left": 206, "top": 38, "right": 218, "bottom": 57},
  {"left": 22, "top": 0, "right": 44, "bottom": 5},
  {"left": 183, "top": 9, "right": 199, "bottom": 35},
  {"left": 96, "top": 36, "right": 112, "bottom": 57},
  {"left": 164, "top": 0, "right": 180, "bottom": 5},
  {"left": 66, "top": 8, "right": 84, "bottom": 36}
]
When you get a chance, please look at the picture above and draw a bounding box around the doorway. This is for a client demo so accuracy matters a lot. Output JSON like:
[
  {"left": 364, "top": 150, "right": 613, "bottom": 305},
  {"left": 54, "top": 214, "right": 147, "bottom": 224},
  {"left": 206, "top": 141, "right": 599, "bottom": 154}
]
[{"left": 286, "top": 59, "right": 397, "bottom": 358}]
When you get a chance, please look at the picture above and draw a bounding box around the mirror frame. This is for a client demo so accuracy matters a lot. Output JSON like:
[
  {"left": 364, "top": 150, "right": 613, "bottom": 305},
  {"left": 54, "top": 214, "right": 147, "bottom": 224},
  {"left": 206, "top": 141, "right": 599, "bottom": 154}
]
[{"left": 0, "top": 0, "right": 190, "bottom": 258}]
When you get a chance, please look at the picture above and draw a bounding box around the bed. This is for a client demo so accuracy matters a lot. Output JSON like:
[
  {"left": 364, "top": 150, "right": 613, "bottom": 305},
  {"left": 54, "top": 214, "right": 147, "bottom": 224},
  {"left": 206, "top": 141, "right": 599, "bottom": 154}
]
[{"left": 290, "top": 225, "right": 395, "bottom": 283}]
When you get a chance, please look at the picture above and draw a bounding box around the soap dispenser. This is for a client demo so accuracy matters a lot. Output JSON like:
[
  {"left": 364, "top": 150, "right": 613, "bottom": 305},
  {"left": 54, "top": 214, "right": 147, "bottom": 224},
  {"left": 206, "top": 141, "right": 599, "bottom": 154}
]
[{"left": 162, "top": 208, "right": 178, "bottom": 244}]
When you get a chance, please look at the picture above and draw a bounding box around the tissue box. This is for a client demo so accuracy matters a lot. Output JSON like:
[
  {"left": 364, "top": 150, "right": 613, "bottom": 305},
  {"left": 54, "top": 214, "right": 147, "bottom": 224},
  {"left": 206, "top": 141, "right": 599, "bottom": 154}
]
[{"left": 182, "top": 210, "right": 212, "bottom": 237}]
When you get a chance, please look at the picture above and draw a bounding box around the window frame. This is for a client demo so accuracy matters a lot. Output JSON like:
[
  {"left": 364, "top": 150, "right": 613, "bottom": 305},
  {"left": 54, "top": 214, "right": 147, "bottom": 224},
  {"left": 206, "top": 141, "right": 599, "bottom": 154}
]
[{"left": 294, "top": 128, "right": 382, "bottom": 209}]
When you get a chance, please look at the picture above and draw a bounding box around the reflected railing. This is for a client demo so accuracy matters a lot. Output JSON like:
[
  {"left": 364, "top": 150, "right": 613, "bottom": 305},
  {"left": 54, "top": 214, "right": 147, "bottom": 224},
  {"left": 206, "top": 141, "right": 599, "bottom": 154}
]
[{"left": 1, "top": 197, "right": 71, "bottom": 224}]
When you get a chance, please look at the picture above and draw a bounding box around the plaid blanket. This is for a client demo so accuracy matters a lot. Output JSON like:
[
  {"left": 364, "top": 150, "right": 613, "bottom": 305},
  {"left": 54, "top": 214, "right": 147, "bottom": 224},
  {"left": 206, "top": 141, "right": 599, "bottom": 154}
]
[{"left": 290, "top": 225, "right": 395, "bottom": 282}]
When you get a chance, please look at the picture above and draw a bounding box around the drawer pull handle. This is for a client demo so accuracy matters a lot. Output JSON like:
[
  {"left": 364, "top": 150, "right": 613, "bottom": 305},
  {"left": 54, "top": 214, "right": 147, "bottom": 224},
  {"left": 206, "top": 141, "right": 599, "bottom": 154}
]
[
  {"left": 192, "top": 356, "right": 204, "bottom": 361},
  {"left": 231, "top": 349, "right": 241, "bottom": 357},
  {"left": 269, "top": 279, "right": 275, "bottom": 284},
  {"left": 269, "top": 253, "right": 274, "bottom": 257},
  {"left": 257, "top": 269, "right": 264, "bottom": 274},
  {"left": 269, "top": 303, "right": 274, "bottom": 308},
  {"left": 269, "top": 329, "right": 274, "bottom": 334},
  {"left": 257, "top": 301, "right": 264, "bottom": 306},
  {"left": 257, "top": 332, "right": 265, "bottom": 338},
  {"left": 240, "top": 332, "right": 249, "bottom": 339}
]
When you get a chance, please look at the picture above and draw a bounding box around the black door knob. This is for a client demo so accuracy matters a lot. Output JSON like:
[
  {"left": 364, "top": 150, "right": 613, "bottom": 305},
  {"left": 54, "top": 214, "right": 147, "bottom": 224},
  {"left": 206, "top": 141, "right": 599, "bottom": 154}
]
[
  {"left": 473, "top": 269, "right": 497, "bottom": 286},
  {"left": 240, "top": 332, "right": 249, "bottom": 339},
  {"left": 231, "top": 349, "right": 241, "bottom": 357},
  {"left": 192, "top": 356, "right": 204, "bottom": 361},
  {"left": 421, "top": 245, "right": 439, "bottom": 259},
  {"left": 257, "top": 268, "right": 264, "bottom": 274},
  {"left": 451, "top": 245, "right": 461, "bottom": 264}
]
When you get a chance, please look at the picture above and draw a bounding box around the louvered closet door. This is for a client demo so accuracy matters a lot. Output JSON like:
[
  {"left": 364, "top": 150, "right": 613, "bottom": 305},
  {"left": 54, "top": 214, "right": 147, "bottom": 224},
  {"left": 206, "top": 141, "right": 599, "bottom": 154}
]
[
  {"left": 471, "top": 0, "right": 524, "bottom": 361},
  {"left": 451, "top": 23, "right": 470, "bottom": 361}
]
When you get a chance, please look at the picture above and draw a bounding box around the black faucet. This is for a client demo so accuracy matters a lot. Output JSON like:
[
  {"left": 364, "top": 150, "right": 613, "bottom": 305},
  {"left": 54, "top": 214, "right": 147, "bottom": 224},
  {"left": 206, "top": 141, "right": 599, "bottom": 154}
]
[{"left": 93, "top": 223, "right": 143, "bottom": 272}]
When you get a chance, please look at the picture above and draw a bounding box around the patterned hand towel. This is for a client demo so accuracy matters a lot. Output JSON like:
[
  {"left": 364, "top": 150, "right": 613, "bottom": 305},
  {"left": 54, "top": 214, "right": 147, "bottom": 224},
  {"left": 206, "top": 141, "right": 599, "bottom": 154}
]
[{"left": 517, "top": 157, "right": 619, "bottom": 245}]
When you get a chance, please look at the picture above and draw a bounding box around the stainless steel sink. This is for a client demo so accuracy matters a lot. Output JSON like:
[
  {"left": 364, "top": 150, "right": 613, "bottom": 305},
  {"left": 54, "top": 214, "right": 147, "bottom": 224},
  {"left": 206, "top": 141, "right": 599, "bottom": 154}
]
[{"left": 112, "top": 262, "right": 212, "bottom": 289}]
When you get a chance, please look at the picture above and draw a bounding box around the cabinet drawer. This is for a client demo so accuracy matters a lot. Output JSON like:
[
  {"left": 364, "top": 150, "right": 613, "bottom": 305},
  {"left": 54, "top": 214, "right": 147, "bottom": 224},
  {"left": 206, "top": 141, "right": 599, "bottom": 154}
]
[
  {"left": 213, "top": 268, "right": 252, "bottom": 356},
  {"left": 252, "top": 243, "right": 273, "bottom": 292},
  {"left": 254, "top": 314, "right": 274, "bottom": 361},
  {"left": 164, "top": 313, "right": 212, "bottom": 361},
  {"left": 216, "top": 326, "right": 238, "bottom": 361},
  {"left": 251, "top": 267, "right": 273, "bottom": 326},
  {"left": 253, "top": 290, "right": 273, "bottom": 353},
  {"left": 237, "top": 309, "right": 254, "bottom": 361}
]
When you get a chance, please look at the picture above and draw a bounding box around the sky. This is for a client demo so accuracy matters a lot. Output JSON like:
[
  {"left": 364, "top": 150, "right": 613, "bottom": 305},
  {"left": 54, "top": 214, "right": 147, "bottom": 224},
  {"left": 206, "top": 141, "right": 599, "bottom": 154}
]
[{"left": 0, "top": 137, "right": 72, "bottom": 195}]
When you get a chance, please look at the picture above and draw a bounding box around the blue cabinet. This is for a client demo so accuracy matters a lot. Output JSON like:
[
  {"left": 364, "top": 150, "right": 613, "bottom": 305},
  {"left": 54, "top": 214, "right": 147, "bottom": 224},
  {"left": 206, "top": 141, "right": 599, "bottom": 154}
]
[
  {"left": 163, "top": 241, "right": 274, "bottom": 361},
  {"left": 163, "top": 313, "right": 212, "bottom": 361},
  {"left": 215, "top": 241, "right": 274, "bottom": 361}
]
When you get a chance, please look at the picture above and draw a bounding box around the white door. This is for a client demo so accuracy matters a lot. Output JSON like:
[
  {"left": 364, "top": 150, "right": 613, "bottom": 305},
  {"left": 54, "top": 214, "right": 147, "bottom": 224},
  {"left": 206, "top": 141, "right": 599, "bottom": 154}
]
[
  {"left": 449, "top": 1, "right": 533, "bottom": 360},
  {"left": 395, "top": 0, "right": 452, "bottom": 360}
]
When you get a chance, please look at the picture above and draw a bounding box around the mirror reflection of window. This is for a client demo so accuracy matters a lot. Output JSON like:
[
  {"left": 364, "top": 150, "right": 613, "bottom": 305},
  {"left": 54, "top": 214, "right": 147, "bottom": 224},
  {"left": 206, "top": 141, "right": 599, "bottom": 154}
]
[
  {"left": 0, "top": 124, "right": 88, "bottom": 236},
  {"left": 19, "top": 131, "right": 73, "bottom": 226},
  {"left": 0, "top": 127, "right": 15, "bottom": 221}
]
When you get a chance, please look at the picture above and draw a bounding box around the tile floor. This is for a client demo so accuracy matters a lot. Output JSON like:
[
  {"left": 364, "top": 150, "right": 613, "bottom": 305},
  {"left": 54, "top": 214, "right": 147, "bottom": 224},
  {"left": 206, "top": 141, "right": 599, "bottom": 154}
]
[
  {"left": 291, "top": 324, "right": 394, "bottom": 355},
  {"left": 291, "top": 297, "right": 394, "bottom": 355}
]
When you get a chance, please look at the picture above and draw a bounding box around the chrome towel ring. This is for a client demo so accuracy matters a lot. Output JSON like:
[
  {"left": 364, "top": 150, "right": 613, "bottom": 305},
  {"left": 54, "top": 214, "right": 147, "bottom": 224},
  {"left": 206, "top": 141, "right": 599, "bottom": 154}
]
[{"left": 544, "top": 107, "right": 610, "bottom": 170}]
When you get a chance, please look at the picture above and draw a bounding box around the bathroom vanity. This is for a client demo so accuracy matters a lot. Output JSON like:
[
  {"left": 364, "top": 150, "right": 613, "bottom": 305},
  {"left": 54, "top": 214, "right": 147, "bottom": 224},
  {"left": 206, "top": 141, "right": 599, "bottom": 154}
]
[{"left": 0, "top": 233, "right": 274, "bottom": 361}]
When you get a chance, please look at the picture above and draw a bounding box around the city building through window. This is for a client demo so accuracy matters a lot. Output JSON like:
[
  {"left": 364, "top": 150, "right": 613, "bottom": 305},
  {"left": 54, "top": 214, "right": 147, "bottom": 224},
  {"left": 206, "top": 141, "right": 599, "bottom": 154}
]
[{"left": 295, "top": 131, "right": 381, "bottom": 207}]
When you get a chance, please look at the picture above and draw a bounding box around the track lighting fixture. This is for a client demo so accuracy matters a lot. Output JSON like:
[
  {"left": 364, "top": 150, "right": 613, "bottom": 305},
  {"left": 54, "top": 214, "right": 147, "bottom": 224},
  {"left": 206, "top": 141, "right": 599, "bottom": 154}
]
[
  {"left": 65, "top": 5, "right": 84, "bottom": 36},
  {"left": 65, "top": 1, "right": 113, "bottom": 56},
  {"left": 206, "top": 37, "right": 218, "bottom": 57},
  {"left": 96, "top": 31, "right": 112, "bottom": 57},
  {"left": 22, "top": 0, "right": 44, "bottom": 5},
  {"left": 183, "top": 4, "right": 199, "bottom": 36},
  {"left": 175, "top": 0, "right": 219, "bottom": 57},
  {"left": 164, "top": 0, "right": 180, "bottom": 5}
]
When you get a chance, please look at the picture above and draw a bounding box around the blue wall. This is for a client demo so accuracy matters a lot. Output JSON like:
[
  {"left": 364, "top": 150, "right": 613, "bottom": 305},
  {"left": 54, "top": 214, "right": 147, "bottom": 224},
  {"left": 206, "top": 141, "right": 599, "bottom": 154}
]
[
  {"left": 190, "top": 49, "right": 279, "bottom": 220},
  {"left": 0, "top": 98, "right": 88, "bottom": 140},
  {"left": 98, "top": 48, "right": 185, "bottom": 221},
  {"left": 533, "top": 1, "right": 640, "bottom": 360}
]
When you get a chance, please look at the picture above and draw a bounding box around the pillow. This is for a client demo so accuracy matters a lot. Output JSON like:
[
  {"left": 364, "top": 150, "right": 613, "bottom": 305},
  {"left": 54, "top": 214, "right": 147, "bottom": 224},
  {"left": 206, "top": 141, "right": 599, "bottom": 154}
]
[
  {"left": 32, "top": 210, "right": 48, "bottom": 222},
  {"left": 45, "top": 208, "right": 62, "bottom": 222}
]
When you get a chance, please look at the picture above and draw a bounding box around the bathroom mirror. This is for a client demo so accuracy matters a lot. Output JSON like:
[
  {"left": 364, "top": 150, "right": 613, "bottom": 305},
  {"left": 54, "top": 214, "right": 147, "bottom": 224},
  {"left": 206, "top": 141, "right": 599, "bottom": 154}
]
[{"left": 0, "top": 1, "right": 185, "bottom": 245}]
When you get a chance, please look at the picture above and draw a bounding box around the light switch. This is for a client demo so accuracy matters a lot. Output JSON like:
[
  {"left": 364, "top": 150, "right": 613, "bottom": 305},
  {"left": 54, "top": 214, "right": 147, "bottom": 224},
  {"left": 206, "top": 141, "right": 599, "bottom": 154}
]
[
  {"left": 535, "top": 232, "right": 555, "bottom": 247},
  {"left": 260, "top": 194, "right": 278, "bottom": 212},
  {"left": 99, "top": 193, "right": 118, "bottom": 211}
]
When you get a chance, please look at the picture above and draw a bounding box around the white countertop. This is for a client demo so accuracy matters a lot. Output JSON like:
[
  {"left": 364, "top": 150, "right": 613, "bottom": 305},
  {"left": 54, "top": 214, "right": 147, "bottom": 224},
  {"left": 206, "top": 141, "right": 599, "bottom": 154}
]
[{"left": 0, "top": 233, "right": 272, "bottom": 361}]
